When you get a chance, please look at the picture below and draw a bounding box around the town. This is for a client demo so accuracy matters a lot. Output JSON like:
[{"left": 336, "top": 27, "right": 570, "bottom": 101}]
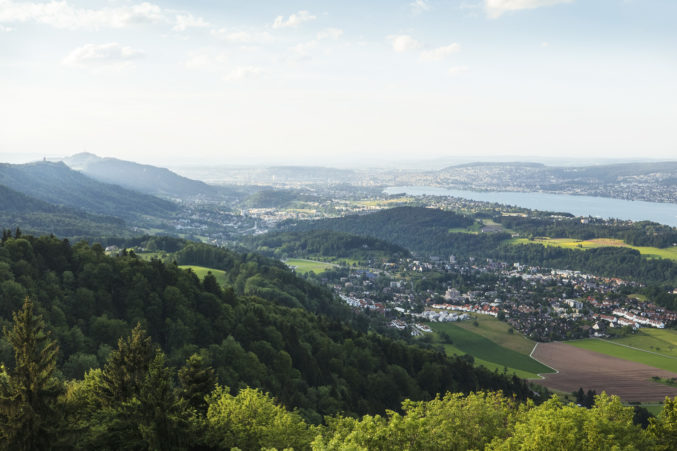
[{"left": 309, "top": 254, "right": 676, "bottom": 342}]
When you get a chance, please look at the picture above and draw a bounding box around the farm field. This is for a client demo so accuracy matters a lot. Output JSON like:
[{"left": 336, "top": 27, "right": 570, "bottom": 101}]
[
  {"left": 179, "top": 265, "right": 228, "bottom": 287},
  {"left": 531, "top": 342, "right": 677, "bottom": 402},
  {"left": 284, "top": 258, "right": 338, "bottom": 274},
  {"left": 428, "top": 322, "right": 553, "bottom": 379},
  {"left": 568, "top": 338, "right": 677, "bottom": 373},
  {"left": 609, "top": 329, "right": 677, "bottom": 359},
  {"left": 453, "top": 315, "right": 536, "bottom": 355},
  {"left": 512, "top": 237, "right": 677, "bottom": 261}
]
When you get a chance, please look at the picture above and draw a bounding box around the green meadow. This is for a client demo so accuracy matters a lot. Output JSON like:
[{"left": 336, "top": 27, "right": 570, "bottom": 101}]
[
  {"left": 179, "top": 265, "right": 228, "bottom": 287},
  {"left": 284, "top": 258, "right": 338, "bottom": 275},
  {"left": 568, "top": 338, "right": 677, "bottom": 373},
  {"left": 428, "top": 321, "right": 553, "bottom": 379}
]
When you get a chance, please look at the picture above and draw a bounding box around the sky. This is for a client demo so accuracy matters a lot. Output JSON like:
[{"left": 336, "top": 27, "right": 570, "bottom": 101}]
[{"left": 0, "top": 0, "right": 676, "bottom": 167}]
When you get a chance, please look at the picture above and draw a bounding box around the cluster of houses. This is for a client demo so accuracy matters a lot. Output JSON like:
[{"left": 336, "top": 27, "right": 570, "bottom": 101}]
[
  {"left": 329, "top": 251, "right": 676, "bottom": 340},
  {"left": 430, "top": 303, "right": 500, "bottom": 317},
  {"left": 414, "top": 309, "right": 470, "bottom": 323},
  {"left": 599, "top": 308, "right": 666, "bottom": 329},
  {"left": 388, "top": 320, "right": 433, "bottom": 336}
]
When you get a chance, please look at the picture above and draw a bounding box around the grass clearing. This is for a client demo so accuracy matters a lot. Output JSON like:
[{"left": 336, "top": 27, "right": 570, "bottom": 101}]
[
  {"left": 512, "top": 237, "right": 677, "bottom": 261},
  {"left": 567, "top": 338, "right": 677, "bottom": 373},
  {"left": 284, "top": 258, "right": 338, "bottom": 275},
  {"left": 606, "top": 329, "right": 677, "bottom": 359},
  {"left": 453, "top": 315, "right": 537, "bottom": 355},
  {"left": 179, "top": 265, "right": 228, "bottom": 287},
  {"left": 429, "top": 322, "right": 553, "bottom": 379},
  {"left": 135, "top": 251, "right": 165, "bottom": 260}
]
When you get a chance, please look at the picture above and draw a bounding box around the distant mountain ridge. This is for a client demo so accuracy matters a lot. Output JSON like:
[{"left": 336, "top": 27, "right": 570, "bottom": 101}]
[
  {"left": 0, "top": 183, "right": 128, "bottom": 237},
  {"left": 0, "top": 161, "right": 176, "bottom": 220},
  {"left": 63, "top": 152, "right": 218, "bottom": 199}
]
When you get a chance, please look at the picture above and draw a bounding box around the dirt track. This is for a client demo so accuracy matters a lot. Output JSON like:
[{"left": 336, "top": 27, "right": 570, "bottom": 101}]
[{"left": 531, "top": 342, "right": 677, "bottom": 402}]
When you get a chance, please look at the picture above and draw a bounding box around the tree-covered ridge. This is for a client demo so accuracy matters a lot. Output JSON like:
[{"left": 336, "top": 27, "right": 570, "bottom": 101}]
[
  {"left": 0, "top": 161, "right": 177, "bottom": 221},
  {"left": 284, "top": 206, "right": 677, "bottom": 292},
  {"left": 63, "top": 152, "right": 219, "bottom": 199},
  {"left": 1, "top": 302, "right": 676, "bottom": 450},
  {"left": 0, "top": 185, "right": 129, "bottom": 239},
  {"left": 0, "top": 233, "right": 536, "bottom": 424},
  {"left": 497, "top": 215, "right": 677, "bottom": 248},
  {"left": 285, "top": 206, "right": 484, "bottom": 255},
  {"left": 242, "top": 230, "right": 411, "bottom": 261}
]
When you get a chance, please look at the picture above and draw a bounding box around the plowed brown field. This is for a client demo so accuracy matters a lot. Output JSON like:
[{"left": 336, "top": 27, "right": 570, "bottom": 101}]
[{"left": 531, "top": 342, "right": 677, "bottom": 402}]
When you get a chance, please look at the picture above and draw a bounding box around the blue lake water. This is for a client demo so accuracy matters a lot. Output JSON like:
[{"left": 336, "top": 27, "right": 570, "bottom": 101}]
[{"left": 383, "top": 186, "right": 677, "bottom": 227}]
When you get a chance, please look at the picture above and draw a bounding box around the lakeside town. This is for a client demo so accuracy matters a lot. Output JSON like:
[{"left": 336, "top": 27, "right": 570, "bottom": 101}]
[{"left": 316, "top": 255, "right": 677, "bottom": 342}]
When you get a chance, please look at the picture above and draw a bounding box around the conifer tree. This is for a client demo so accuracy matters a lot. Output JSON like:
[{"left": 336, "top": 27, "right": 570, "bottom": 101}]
[
  {"left": 99, "top": 323, "right": 155, "bottom": 403},
  {"left": 178, "top": 353, "right": 217, "bottom": 412},
  {"left": 138, "top": 353, "right": 190, "bottom": 450},
  {"left": 0, "top": 297, "right": 62, "bottom": 450}
]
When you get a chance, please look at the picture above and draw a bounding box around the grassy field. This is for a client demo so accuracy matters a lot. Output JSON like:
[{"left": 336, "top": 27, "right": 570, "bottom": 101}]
[
  {"left": 428, "top": 322, "right": 553, "bottom": 379},
  {"left": 610, "top": 329, "right": 677, "bottom": 358},
  {"left": 512, "top": 237, "right": 677, "bottom": 261},
  {"left": 453, "top": 315, "right": 536, "bottom": 355},
  {"left": 179, "top": 265, "right": 228, "bottom": 287},
  {"left": 568, "top": 338, "right": 677, "bottom": 373},
  {"left": 135, "top": 251, "right": 166, "bottom": 260},
  {"left": 284, "top": 258, "right": 338, "bottom": 275}
]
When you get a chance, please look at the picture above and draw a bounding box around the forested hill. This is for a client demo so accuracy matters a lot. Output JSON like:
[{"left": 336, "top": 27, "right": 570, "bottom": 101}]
[
  {"left": 0, "top": 232, "right": 536, "bottom": 423},
  {"left": 283, "top": 207, "right": 677, "bottom": 295},
  {"left": 285, "top": 206, "right": 483, "bottom": 256},
  {"left": 0, "top": 184, "right": 128, "bottom": 238},
  {"left": 241, "top": 230, "right": 411, "bottom": 261},
  {"left": 63, "top": 152, "right": 219, "bottom": 199},
  {"left": 0, "top": 161, "right": 177, "bottom": 220}
]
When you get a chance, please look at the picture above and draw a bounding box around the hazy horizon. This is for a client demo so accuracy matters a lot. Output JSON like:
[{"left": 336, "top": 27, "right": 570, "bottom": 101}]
[{"left": 2, "top": 151, "right": 677, "bottom": 171}]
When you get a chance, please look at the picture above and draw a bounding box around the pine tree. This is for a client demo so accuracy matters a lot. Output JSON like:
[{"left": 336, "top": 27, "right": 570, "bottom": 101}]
[
  {"left": 0, "top": 297, "right": 62, "bottom": 450},
  {"left": 178, "top": 353, "right": 217, "bottom": 412},
  {"left": 99, "top": 323, "right": 156, "bottom": 404},
  {"left": 138, "top": 353, "right": 189, "bottom": 450}
]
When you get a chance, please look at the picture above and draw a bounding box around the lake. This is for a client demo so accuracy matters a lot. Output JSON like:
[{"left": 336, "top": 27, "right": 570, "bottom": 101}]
[{"left": 383, "top": 186, "right": 677, "bottom": 227}]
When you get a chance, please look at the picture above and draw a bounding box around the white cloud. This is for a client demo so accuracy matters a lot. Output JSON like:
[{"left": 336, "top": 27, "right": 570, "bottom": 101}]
[
  {"left": 388, "top": 34, "right": 421, "bottom": 53},
  {"left": 0, "top": 0, "right": 208, "bottom": 31},
  {"left": 448, "top": 65, "right": 469, "bottom": 75},
  {"left": 173, "top": 13, "right": 209, "bottom": 32},
  {"left": 0, "top": 24, "right": 12, "bottom": 31},
  {"left": 211, "top": 28, "right": 274, "bottom": 44},
  {"left": 272, "top": 10, "right": 316, "bottom": 29},
  {"left": 62, "top": 42, "right": 144, "bottom": 71},
  {"left": 317, "top": 27, "right": 343, "bottom": 40},
  {"left": 222, "top": 66, "right": 263, "bottom": 82},
  {"left": 410, "top": 0, "right": 431, "bottom": 14},
  {"left": 290, "top": 41, "right": 318, "bottom": 61},
  {"left": 485, "top": 0, "right": 573, "bottom": 18},
  {"left": 420, "top": 43, "right": 460, "bottom": 61}
]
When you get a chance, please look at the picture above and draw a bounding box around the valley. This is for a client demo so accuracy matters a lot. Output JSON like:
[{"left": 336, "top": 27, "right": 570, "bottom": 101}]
[{"left": 1, "top": 153, "right": 677, "bottom": 447}]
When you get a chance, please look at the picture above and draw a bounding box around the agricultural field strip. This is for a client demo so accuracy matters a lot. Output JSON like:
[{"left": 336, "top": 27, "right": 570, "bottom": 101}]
[
  {"left": 429, "top": 323, "right": 552, "bottom": 376},
  {"left": 596, "top": 339, "right": 677, "bottom": 361},
  {"left": 528, "top": 343, "right": 559, "bottom": 379},
  {"left": 531, "top": 342, "right": 677, "bottom": 402},
  {"left": 513, "top": 237, "right": 677, "bottom": 261},
  {"left": 568, "top": 338, "right": 677, "bottom": 373},
  {"left": 285, "top": 258, "right": 340, "bottom": 267}
]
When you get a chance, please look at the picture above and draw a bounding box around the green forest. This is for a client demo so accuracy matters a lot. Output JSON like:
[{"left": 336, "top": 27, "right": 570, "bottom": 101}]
[
  {"left": 3, "top": 296, "right": 677, "bottom": 450},
  {"left": 0, "top": 231, "right": 551, "bottom": 449},
  {"left": 242, "top": 230, "right": 411, "bottom": 261}
]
